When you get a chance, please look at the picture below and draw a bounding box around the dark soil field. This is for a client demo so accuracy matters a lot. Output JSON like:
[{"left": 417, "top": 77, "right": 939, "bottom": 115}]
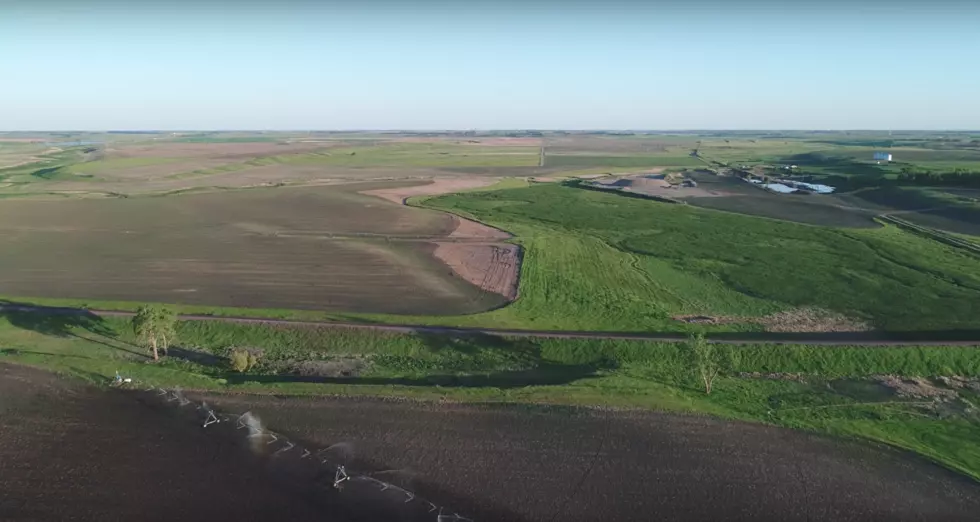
[
  {"left": 4, "top": 364, "right": 978, "bottom": 522},
  {"left": 0, "top": 183, "right": 506, "bottom": 314}
]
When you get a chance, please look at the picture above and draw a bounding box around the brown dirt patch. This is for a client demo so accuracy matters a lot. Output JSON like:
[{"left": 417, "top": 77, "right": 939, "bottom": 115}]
[
  {"left": 285, "top": 357, "right": 370, "bottom": 378},
  {"left": 360, "top": 177, "right": 498, "bottom": 204},
  {"left": 591, "top": 170, "right": 729, "bottom": 198},
  {"left": 875, "top": 376, "right": 958, "bottom": 401},
  {"left": 673, "top": 307, "right": 871, "bottom": 333},
  {"left": 361, "top": 178, "right": 520, "bottom": 299},
  {"left": 433, "top": 242, "right": 520, "bottom": 299},
  {"left": 761, "top": 308, "right": 871, "bottom": 333},
  {"left": 449, "top": 216, "right": 510, "bottom": 240},
  {"left": 362, "top": 178, "right": 511, "bottom": 239}
]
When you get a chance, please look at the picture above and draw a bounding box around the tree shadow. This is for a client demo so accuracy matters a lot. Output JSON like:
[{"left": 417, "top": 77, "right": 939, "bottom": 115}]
[
  {"left": 414, "top": 330, "right": 540, "bottom": 362},
  {"left": 166, "top": 346, "right": 226, "bottom": 367},
  {"left": 224, "top": 362, "right": 603, "bottom": 389},
  {"left": 0, "top": 299, "right": 147, "bottom": 359}
]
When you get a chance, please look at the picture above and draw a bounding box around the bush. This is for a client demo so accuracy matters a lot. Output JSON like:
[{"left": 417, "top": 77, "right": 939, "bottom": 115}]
[{"left": 229, "top": 348, "right": 259, "bottom": 372}]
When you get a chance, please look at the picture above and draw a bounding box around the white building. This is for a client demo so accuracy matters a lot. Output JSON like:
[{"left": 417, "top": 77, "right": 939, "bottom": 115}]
[{"left": 873, "top": 152, "right": 893, "bottom": 162}]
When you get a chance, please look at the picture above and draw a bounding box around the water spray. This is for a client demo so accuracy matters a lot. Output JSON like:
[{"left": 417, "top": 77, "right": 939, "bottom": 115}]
[{"left": 142, "top": 386, "right": 477, "bottom": 521}]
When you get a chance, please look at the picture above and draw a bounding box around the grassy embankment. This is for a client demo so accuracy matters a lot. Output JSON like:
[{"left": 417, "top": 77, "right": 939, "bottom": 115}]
[
  {"left": 413, "top": 183, "right": 980, "bottom": 333},
  {"left": 1, "top": 313, "right": 979, "bottom": 480}
]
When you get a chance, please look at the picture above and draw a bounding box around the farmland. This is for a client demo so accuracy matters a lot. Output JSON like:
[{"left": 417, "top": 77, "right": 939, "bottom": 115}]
[
  {"left": 3, "top": 131, "right": 980, "bottom": 332},
  {"left": 0, "top": 182, "right": 509, "bottom": 314},
  {"left": 4, "top": 131, "right": 980, "bottom": 513},
  {"left": 5, "top": 362, "right": 980, "bottom": 521}
]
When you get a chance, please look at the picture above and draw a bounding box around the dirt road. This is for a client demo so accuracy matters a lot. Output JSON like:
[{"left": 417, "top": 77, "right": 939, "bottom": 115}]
[{"left": 3, "top": 363, "right": 979, "bottom": 521}]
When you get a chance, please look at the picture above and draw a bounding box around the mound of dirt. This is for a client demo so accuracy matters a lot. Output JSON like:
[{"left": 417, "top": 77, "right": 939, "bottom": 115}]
[
  {"left": 287, "top": 357, "right": 369, "bottom": 378},
  {"left": 875, "top": 376, "right": 958, "bottom": 401},
  {"left": 673, "top": 307, "right": 871, "bottom": 333},
  {"left": 760, "top": 308, "right": 871, "bottom": 333}
]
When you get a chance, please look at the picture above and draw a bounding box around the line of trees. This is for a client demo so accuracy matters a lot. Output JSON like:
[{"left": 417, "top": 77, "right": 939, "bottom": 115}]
[{"left": 897, "top": 168, "right": 980, "bottom": 188}]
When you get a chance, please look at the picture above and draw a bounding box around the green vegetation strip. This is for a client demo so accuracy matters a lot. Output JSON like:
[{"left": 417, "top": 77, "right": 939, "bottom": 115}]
[{"left": 1, "top": 314, "right": 979, "bottom": 481}]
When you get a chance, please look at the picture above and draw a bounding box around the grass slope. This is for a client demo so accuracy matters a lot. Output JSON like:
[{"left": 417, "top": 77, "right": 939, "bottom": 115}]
[{"left": 421, "top": 183, "right": 980, "bottom": 332}]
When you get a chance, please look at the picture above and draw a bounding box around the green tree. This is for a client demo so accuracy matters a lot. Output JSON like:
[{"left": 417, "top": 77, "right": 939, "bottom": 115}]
[
  {"left": 132, "top": 305, "right": 177, "bottom": 361},
  {"left": 687, "top": 332, "right": 721, "bottom": 394}
]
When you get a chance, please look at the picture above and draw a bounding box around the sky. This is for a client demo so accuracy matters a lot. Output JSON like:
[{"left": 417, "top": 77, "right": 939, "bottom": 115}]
[{"left": 1, "top": 0, "right": 978, "bottom": 130}]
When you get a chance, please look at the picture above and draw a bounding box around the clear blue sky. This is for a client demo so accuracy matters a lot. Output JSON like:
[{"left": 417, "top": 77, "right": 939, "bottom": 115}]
[{"left": 2, "top": 0, "right": 978, "bottom": 130}]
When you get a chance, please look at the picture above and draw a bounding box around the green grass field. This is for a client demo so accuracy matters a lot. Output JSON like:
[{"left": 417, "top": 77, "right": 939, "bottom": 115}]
[
  {"left": 418, "top": 183, "right": 980, "bottom": 333},
  {"left": 1, "top": 313, "right": 979, "bottom": 480}
]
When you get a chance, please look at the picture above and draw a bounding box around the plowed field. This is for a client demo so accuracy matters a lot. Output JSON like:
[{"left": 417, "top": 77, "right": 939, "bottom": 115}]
[
  {"left": 3, "top": 364, "right": 979, "bottom": 522},
  {"left": 0, "top": 182, "right": 507, "bottom": 314}
]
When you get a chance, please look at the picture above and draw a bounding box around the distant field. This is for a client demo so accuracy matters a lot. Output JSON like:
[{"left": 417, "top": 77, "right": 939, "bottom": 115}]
[
  {"left": 0, "top": 141, "right": 545, "bottom": 197},
  {"left": 0, "top": 182, "right": 506, "bottom": 314},
  {"left": 545, "top": 155, "right": 704, "bottom": 168}
]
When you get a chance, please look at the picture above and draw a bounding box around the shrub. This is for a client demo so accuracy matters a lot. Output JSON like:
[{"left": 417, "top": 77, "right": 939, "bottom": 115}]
[{"left": 229, "top": 349, "right": 253, "bottom": 372}]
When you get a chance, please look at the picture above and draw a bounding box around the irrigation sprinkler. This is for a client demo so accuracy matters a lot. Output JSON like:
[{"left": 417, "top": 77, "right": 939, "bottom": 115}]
[
  {"left": 203, "top": 409, "right": 220, "bottom": 428},
  {"left": 333, "top": 466, "right": 351, "bottom": 489},
  {"left": 132, "top": 394, "right": 478, "bottom": 521}
]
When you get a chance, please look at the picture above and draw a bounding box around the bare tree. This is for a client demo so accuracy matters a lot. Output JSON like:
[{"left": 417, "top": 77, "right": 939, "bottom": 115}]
[
  {"left": 688, "top": 332, "right": 720, "bottom": 394},
  {"left": 132, "top": 305, "right": 177, "bottom": 361}
]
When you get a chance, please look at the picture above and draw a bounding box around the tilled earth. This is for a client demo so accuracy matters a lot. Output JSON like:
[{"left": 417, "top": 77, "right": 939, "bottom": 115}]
[{"left": 2, "top": 363, "right": 980, "bottom": 522}]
